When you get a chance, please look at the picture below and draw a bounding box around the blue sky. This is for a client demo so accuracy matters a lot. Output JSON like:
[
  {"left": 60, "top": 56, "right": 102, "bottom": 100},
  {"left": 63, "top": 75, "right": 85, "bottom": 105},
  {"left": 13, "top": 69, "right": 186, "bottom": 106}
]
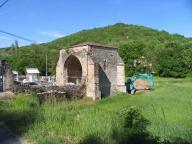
[{"left": 0, "top": 0, "right": 191, "bottom": 47}]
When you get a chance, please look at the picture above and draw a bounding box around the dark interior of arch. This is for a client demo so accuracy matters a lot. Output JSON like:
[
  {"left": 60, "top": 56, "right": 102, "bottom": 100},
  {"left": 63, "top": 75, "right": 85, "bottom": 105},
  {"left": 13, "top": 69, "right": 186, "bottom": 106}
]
[{"left": 65, "top": 55, "right": 82, "bottom": 84}]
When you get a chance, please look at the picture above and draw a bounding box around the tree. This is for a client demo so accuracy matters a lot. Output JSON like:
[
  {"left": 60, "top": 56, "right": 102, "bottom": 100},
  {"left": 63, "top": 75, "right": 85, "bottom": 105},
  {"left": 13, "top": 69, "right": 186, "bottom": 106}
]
[
  {"left": 158, "top": 42, "right": 191, "bottom": 78},
  {"left": 119, "top": 40, "right": 145, "bottom": 76}
]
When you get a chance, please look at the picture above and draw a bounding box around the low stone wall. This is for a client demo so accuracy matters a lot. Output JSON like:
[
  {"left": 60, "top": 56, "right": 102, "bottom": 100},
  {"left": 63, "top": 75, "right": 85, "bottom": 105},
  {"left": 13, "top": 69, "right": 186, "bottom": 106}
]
[
  {"left": 37, "top": 91, "right": 66, "bottom": 104},
  {"left": 12, "top": 83, "right": 86, "bottom": 103},
  {"left": 0, "top": 92, "right": 15, "bottom": 100}
]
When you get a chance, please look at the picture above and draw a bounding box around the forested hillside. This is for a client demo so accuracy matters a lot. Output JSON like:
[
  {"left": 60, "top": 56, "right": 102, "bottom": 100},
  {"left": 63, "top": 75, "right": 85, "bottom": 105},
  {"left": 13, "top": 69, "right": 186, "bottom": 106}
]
[{"left": 1, "top": 23, "right": 192, "bottom": 77}]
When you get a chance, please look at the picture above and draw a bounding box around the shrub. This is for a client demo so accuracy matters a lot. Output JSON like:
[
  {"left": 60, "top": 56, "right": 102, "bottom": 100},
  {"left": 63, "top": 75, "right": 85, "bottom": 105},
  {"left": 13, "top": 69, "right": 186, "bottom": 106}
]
[{"left": 119, "top": 107, "right": 161, "bottom": 144}]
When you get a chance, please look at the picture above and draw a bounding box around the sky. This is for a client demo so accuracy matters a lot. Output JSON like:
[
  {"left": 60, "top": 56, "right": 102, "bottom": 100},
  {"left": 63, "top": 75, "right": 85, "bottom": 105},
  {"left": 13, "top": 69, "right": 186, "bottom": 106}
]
[{"left": 0, "top": 0, "right": 192, "bottom": 47}]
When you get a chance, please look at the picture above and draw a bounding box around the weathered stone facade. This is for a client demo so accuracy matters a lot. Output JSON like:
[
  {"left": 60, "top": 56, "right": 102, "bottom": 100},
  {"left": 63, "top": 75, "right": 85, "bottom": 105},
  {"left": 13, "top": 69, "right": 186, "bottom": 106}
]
[
  {"left": 0, "top": 60, "right": 14, "bottom": 92},
  {"left": 56, "top": 42, "right": 126, "bottom": 100}
]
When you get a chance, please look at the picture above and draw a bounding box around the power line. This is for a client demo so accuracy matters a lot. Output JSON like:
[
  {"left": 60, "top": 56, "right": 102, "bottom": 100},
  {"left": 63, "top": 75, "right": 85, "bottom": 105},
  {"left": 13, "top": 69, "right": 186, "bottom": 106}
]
[
  {"left": 0, "top": 1, "right": 38, "bottom": 45},
  {"left": 0, "top": 30, "right": 37, "bottom": 43},
  {"left": 0, "top": 0, "right": 9, "bottom": 9}
]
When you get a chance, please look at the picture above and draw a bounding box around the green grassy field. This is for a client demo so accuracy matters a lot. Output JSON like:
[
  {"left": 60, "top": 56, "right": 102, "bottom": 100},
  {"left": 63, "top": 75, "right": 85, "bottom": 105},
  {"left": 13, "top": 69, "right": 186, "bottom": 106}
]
[{"left": 0, "top": 78, "right": 192, "bottom": 144}]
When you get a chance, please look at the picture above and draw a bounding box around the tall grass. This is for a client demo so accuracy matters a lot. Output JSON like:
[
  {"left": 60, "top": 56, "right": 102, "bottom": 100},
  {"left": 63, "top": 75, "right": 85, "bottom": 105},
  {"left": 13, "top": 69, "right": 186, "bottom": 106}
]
[{"left": 0, "top": 78, "right": 192, "bottom": 143}]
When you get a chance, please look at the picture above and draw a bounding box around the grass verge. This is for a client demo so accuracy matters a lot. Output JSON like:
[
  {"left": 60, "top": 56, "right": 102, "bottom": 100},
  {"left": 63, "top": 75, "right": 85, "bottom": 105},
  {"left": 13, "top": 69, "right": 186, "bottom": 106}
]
[{"left": 0, "top": 78, "right": 192, "bottom": 143}]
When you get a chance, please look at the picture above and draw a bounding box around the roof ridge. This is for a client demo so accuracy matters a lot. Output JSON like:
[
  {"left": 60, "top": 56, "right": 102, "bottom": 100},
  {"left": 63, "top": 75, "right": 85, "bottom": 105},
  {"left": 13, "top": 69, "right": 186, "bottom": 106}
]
[{"left": 70, "top": 42, "right": 117, "bottom": 49}]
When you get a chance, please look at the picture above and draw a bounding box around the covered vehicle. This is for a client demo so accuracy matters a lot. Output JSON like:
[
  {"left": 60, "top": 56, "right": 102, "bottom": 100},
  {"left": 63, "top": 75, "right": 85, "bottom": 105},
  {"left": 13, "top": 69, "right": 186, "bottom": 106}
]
[{"left": 127, "top": 73, "right": 154, "bottom": 94}]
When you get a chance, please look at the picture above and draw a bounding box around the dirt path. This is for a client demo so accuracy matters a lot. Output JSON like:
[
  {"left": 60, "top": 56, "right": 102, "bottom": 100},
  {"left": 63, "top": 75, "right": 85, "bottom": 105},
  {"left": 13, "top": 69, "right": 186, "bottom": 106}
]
[{"left": 0, "top": 127, "right": 30, "bottom": 144}]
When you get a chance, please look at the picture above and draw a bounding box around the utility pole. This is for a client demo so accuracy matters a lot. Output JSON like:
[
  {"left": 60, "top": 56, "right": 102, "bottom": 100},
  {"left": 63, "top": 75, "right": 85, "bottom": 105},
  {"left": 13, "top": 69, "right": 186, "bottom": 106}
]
[
  {"left": 46, "top": 55, "right": 48, "bottom": 78},
  {"left": 0, "top": 60, "right": 5, "bottom": 92}
]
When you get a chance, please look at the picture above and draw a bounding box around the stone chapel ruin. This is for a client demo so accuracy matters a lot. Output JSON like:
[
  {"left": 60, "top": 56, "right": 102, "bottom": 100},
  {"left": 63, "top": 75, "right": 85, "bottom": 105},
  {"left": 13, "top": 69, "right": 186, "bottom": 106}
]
[{"left": 56, "top": 42, "right": 126, "bottom": 100}]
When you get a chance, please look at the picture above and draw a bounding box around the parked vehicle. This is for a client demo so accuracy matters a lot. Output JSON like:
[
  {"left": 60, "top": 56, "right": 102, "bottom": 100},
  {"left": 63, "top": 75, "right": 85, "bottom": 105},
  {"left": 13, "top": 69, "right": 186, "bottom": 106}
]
[{"left": 25, "top": 82, "right": 42, "bottom": 88}]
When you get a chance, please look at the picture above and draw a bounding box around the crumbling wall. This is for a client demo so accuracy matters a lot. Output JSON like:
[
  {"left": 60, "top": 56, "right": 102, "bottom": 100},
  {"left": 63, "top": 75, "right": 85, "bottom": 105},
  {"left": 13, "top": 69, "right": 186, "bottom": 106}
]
[
  {"left": 56, "top": 47, "right": 101, "bottom": 100},
  {"left": 90, "top": 46, "right": 126, "bottom": 95},
  {"left": 1, "top": 61, "right": 14, "bottom": 91},
  {"left": 3, "top": 67, "right": 14, "bottom": 91}
]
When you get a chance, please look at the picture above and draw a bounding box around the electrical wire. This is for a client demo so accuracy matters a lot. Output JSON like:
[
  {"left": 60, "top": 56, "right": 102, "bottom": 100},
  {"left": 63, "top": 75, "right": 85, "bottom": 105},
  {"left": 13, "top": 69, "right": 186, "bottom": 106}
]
[
  {"left": 0, "top": 0, "right": 9, "bottom": 9},
  {"left": 0, "top": 30, "right": 37, "bottom": 43},
  {"left": 0, "top": 1, "right": 37, "bottom": 44}
]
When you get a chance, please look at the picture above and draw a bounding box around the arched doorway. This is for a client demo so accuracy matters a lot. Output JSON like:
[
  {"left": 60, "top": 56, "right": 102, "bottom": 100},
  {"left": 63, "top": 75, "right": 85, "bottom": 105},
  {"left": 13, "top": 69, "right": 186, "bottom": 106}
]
[{"left": 64, "top": 55, "right": 82, "bottom": 84}]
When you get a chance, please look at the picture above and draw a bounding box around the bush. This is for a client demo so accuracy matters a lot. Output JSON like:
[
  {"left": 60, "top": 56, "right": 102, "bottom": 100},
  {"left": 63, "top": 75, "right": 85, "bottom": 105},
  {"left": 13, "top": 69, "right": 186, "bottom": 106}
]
[
  {"left": 157, "top": 42, "right": 192, "bottom": 78},
  {"left": 118, "top": 107, "right": 161, "bottom": 144}
]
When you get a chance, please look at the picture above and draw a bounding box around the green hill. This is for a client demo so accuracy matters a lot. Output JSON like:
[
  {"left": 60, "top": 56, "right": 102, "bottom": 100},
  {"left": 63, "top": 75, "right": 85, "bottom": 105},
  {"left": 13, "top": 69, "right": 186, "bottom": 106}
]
[{"left": 1, "top": 23, "right": 192, "bottom": 77}]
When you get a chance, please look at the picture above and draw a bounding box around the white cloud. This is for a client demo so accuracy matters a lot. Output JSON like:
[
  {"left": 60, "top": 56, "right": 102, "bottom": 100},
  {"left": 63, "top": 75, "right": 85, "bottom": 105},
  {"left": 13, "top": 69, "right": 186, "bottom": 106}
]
[
  {"left": 0, "top": 36, "right": 10, "bottom": 40},
  {"left": 37, "top": 41, "right": 45, "bottom": 44},
  {"left": 39, "top": 31, "right": 64, "bottom": 38}
]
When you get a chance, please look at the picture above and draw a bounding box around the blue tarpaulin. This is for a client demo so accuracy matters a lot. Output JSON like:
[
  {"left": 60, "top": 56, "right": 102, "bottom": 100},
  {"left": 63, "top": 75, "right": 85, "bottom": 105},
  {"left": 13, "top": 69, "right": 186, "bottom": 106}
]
[{"left": 127, "top": 73, "right": 154, "bottom": 94}]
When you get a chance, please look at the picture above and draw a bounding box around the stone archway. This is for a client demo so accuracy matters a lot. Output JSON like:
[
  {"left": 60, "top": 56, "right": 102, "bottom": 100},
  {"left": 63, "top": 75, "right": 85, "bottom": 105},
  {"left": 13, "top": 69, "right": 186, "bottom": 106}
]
[{"left": 64, "top": 55, "right": 82, "bottom": 84}]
